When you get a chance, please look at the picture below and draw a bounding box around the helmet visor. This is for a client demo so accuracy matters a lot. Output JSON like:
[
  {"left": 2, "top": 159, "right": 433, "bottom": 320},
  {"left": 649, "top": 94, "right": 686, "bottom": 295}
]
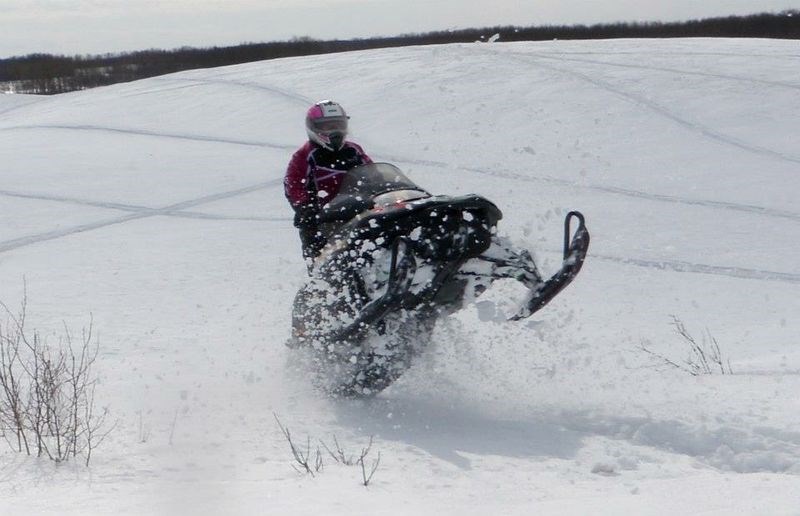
[{"left": 309, "top": 117, "right": 348, "bottom": 134}]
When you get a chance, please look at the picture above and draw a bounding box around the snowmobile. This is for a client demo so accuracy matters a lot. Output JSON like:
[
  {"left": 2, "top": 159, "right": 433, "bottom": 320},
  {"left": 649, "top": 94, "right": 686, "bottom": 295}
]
[{"left": 287, "top": 162, "right": 589, "bottom": 396}]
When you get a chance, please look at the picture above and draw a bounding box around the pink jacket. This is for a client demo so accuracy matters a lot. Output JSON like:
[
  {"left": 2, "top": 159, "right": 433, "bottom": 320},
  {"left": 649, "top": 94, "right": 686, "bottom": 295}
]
[{"left": 284, "top": 141, "right": 372, "bottom": 209}]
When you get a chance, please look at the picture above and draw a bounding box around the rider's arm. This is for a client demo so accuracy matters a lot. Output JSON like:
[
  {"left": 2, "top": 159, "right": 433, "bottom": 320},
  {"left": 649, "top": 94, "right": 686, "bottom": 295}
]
[
  {"left": 285, "top": 146, "right": 322, "bottom": 229},
  {"left": 284, "top": 145, "right": 313, "bottom": 209}
]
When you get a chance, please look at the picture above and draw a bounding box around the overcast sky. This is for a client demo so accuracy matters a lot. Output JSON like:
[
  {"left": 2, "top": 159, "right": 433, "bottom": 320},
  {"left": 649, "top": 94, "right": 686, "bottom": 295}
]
[{"left": 2, "top": 0, "right": 797, "bottom": 58}]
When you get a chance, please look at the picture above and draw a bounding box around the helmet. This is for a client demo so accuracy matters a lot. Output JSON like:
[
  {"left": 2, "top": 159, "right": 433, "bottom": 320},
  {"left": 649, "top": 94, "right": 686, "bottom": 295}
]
[{"left": 305, "top": 100, "right": 349, "bottom": 151}]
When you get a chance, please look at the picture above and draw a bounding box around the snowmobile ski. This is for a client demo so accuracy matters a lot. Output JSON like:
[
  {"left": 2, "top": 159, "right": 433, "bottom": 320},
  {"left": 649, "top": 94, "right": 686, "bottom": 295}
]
[{"left": 510, "top": 211, "right": 590, "bottom": 320}]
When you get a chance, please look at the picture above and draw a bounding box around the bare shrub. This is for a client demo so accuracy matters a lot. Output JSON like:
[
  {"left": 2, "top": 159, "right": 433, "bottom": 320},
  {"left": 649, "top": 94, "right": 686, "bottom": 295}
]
[
  {"left": 640, "top": 315, "right": 733, "bottom": 376},
  {"left": 274, "top": 414, "right": 381, "bottom": 485},
  {"left": 274, "top": 414, "right": 324, "bottom": 477},
  {"left": 321, "top": 433, "right": 380, "bottom": 485},
  {"left": 356, "top": 436, "right": 380, "bottom": 487},
  {"left": 0, "top": 293, "right": 112, "bottom": 466},
  {"left": 321, "top": 434, "right": 359, "bottom": 466}
]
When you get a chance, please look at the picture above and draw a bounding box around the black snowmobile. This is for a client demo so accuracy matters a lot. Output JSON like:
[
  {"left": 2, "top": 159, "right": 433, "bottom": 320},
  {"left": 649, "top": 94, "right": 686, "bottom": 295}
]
[{"left": 288, "top": 162, "right": 589, "bottom": 396}]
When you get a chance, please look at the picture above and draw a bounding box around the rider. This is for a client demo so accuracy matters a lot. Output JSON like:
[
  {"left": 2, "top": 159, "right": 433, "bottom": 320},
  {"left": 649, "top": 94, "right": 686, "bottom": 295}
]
[{"left": 284, "top": 100, "right": 373, "bottom": 263}]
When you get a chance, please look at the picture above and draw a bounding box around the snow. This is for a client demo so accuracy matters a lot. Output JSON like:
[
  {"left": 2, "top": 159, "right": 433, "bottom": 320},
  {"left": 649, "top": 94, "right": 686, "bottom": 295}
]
[{"left": 1, "top": 37, "right": 800, "bottom": 514}]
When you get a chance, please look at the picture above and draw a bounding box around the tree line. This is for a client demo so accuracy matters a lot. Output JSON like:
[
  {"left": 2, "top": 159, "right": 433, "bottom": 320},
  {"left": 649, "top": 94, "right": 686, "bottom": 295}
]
[{"left": 1, "top": 10, "right": 798, "bottom": 95}]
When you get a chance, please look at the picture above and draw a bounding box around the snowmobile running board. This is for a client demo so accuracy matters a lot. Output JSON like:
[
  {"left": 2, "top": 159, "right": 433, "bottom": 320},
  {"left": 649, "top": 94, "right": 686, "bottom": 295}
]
[{"left": 510, "top": 211, "right": 590, "bottom": 320}]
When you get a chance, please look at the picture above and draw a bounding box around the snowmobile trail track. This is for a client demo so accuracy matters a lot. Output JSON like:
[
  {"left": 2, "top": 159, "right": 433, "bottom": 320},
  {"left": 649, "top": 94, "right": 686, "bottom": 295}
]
[
  {"left": 462, "top": 166, "right": 800, "bottom": 223},
  {"left": 384, "top": 155, "right": 800, "bottom": 224},
  {"left": 470, "top": 47, "right": 800, "bottom": 165},
  {"left": 0, "top": 189, "right": 158, "bottom": 212},
  {"left": 152, "top": 77, "right": 313, "bottom": 105},
  {"left": 516, "top": 49, "right": 800, "bottom": 60},
  {"left": 591, "top": 252, "right": 800, "bottom": 285},
  {"left": 0, "top": 187, "right": 288, "bottom": 223},
  {"left": 0, "top": 180, "right": 283, "bottom": 254},
  {"left": 517, "top": 51, "right": 800, "bottom": 92},
  {"left": 0, "top": 124, "right": 296, "bottom": 151}
]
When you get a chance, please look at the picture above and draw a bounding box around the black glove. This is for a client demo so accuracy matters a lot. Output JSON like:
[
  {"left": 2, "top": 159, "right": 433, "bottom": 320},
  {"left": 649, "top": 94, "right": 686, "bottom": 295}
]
[
  {"left": 293, "top": 203, "right": 319, "bottom": 228},
  {"left": 317, "top": 197, "right": 375, "bottom": 223}
]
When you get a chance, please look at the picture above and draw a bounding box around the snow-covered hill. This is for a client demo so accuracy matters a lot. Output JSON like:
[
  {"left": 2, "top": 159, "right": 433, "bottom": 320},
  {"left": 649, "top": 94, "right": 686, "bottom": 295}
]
[{"left": 1, "top": 38, "right": 799, "bottom": 515}]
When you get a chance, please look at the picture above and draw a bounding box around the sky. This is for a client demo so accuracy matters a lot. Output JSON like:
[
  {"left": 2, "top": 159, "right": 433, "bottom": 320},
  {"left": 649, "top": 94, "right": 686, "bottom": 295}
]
[{"left": 1, "top": 0, "right": 797, "bottom": 58}]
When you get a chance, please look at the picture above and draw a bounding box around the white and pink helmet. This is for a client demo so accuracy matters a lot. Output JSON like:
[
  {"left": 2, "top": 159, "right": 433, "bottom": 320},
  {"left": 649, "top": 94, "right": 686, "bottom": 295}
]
[{"left": 305, "top": 100, "right": 349, "bottom": 151}]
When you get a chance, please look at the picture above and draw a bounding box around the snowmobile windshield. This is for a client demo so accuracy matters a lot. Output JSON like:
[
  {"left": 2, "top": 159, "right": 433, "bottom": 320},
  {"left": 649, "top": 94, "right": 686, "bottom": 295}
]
[{"left": 336, "top": 163, "right": 429, "bottom": 200}]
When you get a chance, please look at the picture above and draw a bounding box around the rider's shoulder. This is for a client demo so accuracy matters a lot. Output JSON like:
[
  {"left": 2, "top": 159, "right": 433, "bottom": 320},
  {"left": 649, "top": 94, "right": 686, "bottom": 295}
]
[
  {"left": 298, "top": 141, "right": 316, "bottom": 154},
  {"left": 289, "top": 141, "right": 316, "bottom": 161}
]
